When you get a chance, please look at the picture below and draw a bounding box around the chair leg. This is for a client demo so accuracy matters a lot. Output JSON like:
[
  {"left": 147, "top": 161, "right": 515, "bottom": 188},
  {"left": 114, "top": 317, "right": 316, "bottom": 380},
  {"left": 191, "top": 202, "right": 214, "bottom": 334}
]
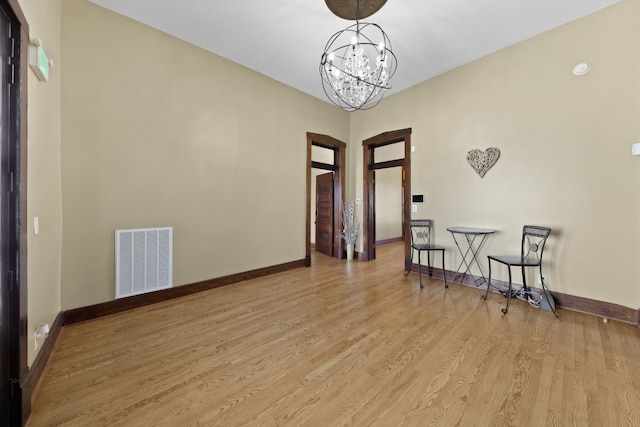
[
  {"left": 404, "top": 247, "right": 413, "bottom": 277},
  {"left": 442, "top": 250, "right": 448, "bottom": 288},
  {"left": 483, "top": 259, "right": 492, "bottom": 300},
  {"left": 502, "top": 267, "right": 513, "bottom": 314},
  {"left": 418, "top": 250, "right": 423, "bottom": 289},
  {"left": 539, "top": 266, "right": 559, "bottom": 317},
  {"left": 427, "top": 251, "right": 433, "bottom": 277}
]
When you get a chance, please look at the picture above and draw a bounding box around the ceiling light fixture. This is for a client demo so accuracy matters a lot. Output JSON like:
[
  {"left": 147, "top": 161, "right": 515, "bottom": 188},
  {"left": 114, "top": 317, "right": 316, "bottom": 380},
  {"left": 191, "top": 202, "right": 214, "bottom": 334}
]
[
  {"left": 320, "top": 0, "right": 397, "bottom": 111},
  {"left": 572, "top": 62, "right": 590, "bottom": 76}
]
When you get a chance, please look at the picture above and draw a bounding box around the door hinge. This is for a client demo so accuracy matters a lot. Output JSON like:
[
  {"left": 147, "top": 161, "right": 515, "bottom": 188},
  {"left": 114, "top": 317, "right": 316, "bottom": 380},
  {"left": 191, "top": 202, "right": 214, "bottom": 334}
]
[
  {"left": 9, "top": 35, "right": 16, "bottom": 84},
  {"left": 9, "top": 378, "right": 20, "bottom": 399}
]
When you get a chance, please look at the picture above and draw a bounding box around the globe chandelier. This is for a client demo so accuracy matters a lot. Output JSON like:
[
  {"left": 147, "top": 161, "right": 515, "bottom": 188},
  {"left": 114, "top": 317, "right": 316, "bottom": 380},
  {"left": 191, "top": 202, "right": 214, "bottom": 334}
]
[{"left": 320, "top": 0, "right": 397, "bottom": 111}]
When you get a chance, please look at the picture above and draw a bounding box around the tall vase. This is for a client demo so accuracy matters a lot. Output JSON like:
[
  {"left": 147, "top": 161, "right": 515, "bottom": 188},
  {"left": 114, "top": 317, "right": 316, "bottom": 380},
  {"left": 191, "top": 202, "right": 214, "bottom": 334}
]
[{"left": 346, "top": 243, "right": 354, "bottom": 261}]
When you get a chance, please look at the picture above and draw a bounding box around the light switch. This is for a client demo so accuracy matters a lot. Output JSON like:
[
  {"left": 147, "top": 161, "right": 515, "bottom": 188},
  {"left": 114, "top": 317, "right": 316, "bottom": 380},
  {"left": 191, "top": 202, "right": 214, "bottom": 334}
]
[{"left": 34, "top": 217, "right": 39, "bottom": 235}]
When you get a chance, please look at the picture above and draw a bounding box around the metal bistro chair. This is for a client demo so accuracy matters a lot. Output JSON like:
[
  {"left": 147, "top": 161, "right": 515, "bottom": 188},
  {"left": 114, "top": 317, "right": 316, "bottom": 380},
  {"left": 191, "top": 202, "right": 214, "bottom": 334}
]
[
  {"left": 483, "top": 225, "right": 557, "bottom": 316},
  {"left": 404, "top": 219, "right": 447, "bottom": 289}
]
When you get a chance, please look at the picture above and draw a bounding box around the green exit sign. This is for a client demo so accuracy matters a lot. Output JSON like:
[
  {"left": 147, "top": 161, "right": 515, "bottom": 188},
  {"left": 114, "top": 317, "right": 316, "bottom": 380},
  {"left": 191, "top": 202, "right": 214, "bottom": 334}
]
[{"left": 29, "top": 44, "right": 50, "bottom": 82}]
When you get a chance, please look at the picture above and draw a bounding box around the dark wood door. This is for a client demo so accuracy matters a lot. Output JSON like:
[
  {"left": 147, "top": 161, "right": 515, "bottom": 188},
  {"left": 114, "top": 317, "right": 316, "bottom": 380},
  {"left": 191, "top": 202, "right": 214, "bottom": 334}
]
[{"left": 315, "top": 172, "right": 334, "bottom": 257}]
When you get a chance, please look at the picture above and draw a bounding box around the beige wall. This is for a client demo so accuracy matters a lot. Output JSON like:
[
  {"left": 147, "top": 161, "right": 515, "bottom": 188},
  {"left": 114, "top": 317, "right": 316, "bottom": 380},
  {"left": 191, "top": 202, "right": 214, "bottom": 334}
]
[
  {"left": 60, "top": 0, "right": 349, "bottom": 310},
  {"left": 20, "top": 0, "right": 63, "bottom": 365},
  {"left": 351, "top": 0, "right": 640, "bottom": 308}
]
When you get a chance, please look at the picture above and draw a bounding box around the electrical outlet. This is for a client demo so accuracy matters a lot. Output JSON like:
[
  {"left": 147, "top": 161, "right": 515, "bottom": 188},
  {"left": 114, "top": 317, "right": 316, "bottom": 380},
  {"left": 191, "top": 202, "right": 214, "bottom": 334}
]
[
  {"left": 412, "top": 204, "right": 417, "bottom": 213},
  {"left": 537, "top": 274, "right": 547, "bottom": 285}
]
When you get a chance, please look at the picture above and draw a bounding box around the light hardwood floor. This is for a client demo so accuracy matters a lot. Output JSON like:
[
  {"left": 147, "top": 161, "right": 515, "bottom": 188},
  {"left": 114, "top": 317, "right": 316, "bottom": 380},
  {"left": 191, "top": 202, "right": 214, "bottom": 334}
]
[{"left": 27, "top": 243, "right": 640, "bottom": 426}]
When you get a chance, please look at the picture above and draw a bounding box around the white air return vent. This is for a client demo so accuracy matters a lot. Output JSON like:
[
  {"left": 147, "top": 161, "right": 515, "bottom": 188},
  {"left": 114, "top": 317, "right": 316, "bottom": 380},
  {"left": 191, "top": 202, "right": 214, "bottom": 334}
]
[{"left": 115, "top": 227, "right": 172, "bottom": 299}]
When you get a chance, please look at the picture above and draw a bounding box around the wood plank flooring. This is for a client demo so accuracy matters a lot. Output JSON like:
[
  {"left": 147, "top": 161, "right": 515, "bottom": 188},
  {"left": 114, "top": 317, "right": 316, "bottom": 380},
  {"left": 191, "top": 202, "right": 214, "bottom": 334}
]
[{"left": 27, "top": 243, "right": 640, "bottom": 426}]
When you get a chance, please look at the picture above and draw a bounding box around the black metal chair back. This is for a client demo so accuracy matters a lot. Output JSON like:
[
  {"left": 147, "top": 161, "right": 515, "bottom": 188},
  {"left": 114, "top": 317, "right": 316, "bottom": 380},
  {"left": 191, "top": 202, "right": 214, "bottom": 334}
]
[
  {"left": 520, "top": 225, "right": 551, "bottom": 265},
  {"left": 405, "top": 219, "right": 447, "bottom": 289},
  {"left": 409, "top": 219, "right": 433, "bottom": 247}
]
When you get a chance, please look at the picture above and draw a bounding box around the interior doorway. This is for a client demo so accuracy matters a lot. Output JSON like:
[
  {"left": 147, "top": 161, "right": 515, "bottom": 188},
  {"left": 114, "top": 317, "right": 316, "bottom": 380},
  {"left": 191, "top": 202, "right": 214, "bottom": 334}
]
[
  {"left": 306, "top": 133, "right": 346, "bottom": 266},
  {"left": 361, "top": 128, "right": 412, "bottom": 266},
  {"left": 375, "top": 167, "right": 403, "bottom": 246}
]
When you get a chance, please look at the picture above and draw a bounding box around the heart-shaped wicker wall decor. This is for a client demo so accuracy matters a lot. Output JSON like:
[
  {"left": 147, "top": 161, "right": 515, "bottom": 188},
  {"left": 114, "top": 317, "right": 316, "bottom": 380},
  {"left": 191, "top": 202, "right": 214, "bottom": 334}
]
[{"left": 466, "top": 147, "right": 500, "bottom": 178}]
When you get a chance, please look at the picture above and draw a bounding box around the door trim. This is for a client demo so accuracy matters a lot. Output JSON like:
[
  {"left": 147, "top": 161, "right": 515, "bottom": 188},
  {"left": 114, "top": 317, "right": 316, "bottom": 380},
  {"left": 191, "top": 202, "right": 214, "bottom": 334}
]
[
  {"left": 306, "top": 133, "right": 346, "bottom": 265},
  {"left": 1, "top": 0, "right": 28, "bottom": 424},
  {"left": 361, "top": 128, "right": 412, "bottom": 263}
]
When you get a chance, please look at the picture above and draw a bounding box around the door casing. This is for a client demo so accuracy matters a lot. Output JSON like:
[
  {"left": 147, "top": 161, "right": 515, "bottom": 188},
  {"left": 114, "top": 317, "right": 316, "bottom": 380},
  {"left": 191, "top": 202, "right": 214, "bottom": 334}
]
[
  {"left": 361, "top": 129, "right": 412, "bottom": 264},
  {"left": 306, "top": 133, "right": 346, "bottom": 265},
  {"left": 0, "top": 0, "right": 28, "bottom": 424}
]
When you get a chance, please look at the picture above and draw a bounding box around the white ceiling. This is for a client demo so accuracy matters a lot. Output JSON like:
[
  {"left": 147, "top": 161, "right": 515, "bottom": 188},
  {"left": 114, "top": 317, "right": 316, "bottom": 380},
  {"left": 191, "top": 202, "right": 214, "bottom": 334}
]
[{"left": 88, "top": 0, "right": 621, "bottom": 104}]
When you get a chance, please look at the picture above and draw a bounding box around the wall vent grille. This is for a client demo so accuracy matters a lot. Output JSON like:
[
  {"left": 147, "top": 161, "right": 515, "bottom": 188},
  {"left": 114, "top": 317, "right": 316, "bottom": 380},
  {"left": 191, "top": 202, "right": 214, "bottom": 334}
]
[{"left": 115, "top": 227, "right": 172, "bottom": 299}]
